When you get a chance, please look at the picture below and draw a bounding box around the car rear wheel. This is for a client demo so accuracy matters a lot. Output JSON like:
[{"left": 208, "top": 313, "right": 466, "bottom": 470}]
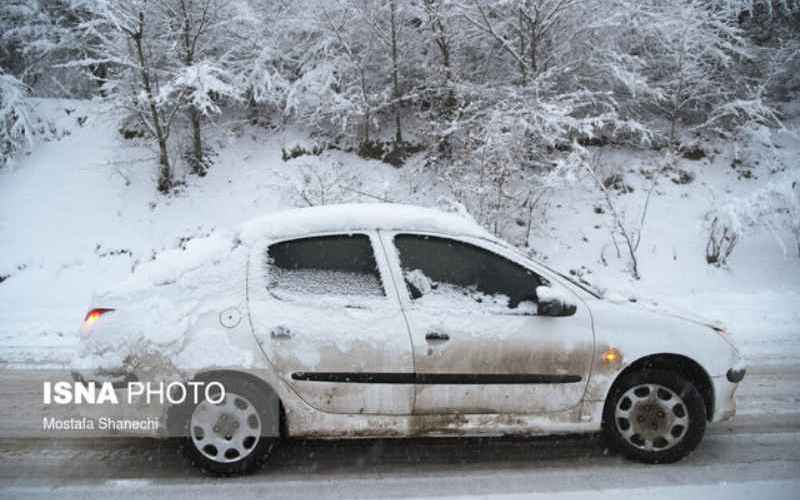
[
  {"left": 603, "top": 369, "right": 706, "bottom": 463},
  {"left": 174, "top": 376, "right": 278, "bottom": 475}
]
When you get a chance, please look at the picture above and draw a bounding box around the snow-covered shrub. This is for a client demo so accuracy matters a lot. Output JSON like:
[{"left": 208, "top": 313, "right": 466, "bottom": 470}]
[
  {"left": 704, "top": 154, "right": 799, "bottom": 265},
  {"left": 705, "top": 207, "right": 741, "bottom": 267},
  {"left": 767, "top": 38, "right": 800, "bottom": 101},
  {"left": 281, "top": 144, "right": 325, "bottom": 162},
  {"left": 585, "top": 150, "right": 658, "bottom": 279},
  {"left": 719, "top": 125, "right": 799, "bottom": 257},
  {"left": 433, "top": 74, "right": 648, "bottom": 241},
  {"left": 733, "top": 124, "right": 790, "bottom": 178},
  {"left": 0, "top": 70, "right": 33, "bottom": 167},
  {"left": 783, "top": 181, "right": 800, "bottom": 257},
  {"left": 742, "top": 175, "right": 800, "bottom": 258},
  {"left": 290, "top": 162, "right": 362, "bottom": 207}
]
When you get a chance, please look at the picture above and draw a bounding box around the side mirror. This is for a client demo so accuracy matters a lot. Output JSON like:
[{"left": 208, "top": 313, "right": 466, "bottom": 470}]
[{"left": 536, "top": 286, "right": 577, "bottom": 317}]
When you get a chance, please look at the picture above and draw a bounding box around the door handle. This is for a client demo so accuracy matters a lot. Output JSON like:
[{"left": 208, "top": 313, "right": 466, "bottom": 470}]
[
  {"left": 270, "top": 326, "right": 292, "bottom": 339},
  {"left": 425, "top": 332, "right": 450, "bottom": 342}
]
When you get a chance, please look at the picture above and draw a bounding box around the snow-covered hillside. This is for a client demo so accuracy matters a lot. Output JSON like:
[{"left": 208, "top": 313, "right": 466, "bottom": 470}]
[{"left": 0, "top": 99, "right": 798, "bottom": 367}]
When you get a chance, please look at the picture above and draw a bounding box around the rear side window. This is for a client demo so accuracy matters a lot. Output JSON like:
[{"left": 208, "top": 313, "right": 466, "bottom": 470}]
[
  {"left": 394, "top": 234, "right": 544, "bottom": 311},
  {"left": 265, "top": 234, "right": 385, "bottom": 299}
]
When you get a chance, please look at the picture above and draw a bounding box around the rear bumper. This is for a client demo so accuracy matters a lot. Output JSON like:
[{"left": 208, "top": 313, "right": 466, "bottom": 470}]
[
  {"left": 71, "top": 368, "right": 138, "bottom": 389},
  {"left": 69, "top": 369, "right": 165, "bottom": 438}
]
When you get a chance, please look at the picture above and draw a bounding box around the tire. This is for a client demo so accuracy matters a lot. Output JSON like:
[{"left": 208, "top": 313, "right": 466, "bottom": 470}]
[
  {"left": 603, "top": 369, "right": 706, "bottom": 464},
  {"left": 171, "top": 374, "right": 279, "bottom": 475}
]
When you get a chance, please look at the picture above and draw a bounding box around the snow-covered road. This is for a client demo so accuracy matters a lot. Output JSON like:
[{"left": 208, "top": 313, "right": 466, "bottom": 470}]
[
  {"left": 1, "top": 426, "right": 798, "bottom": 499},
  {"left": 0, "top": 365, "right": 798, "bottom": 499}
]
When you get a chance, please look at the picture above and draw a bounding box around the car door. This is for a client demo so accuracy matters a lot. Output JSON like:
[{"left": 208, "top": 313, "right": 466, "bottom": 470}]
[
  {"left": 247, "top": 231, "right": 414, "bottom": 415},
  {"left": 379, "top": 231, "right": 594, "bottom": 415}
]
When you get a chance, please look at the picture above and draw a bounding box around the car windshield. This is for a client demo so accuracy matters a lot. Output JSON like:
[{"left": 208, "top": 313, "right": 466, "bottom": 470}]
[
  {"left": 492, "top": 238, "right": 603, "bottom": 298},
  {"left": 535, "top": 261, "right": 604, "bottom": 299}
]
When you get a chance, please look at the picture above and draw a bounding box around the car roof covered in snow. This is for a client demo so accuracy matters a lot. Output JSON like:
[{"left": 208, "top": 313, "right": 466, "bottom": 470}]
[{"left": 238, "top": 203, "right": 496, "bottom": 243}]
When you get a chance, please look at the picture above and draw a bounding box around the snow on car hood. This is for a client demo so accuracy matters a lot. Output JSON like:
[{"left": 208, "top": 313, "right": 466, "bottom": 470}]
[{"left": 602, "top": 291, "right": 727, "bottom": 332}]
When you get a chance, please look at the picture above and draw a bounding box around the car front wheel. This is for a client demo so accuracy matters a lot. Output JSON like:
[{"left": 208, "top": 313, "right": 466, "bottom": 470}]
[{"left": 603, "top": 369, "right": 706, "bottom": 463}]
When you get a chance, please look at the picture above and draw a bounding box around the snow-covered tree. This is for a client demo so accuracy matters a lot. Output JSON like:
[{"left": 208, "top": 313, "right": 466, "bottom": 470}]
[
  {"left": 77, "top": 0, "right": 183, "bottom": 192},
  {"left": 226, "top": 0, "right": 293, "bottom": 124},
  {"left": 3, "top": 0, "right": 797, "bottom": 212},
  {"left": 609, "top": 0, "right": 781, "bottom": 145},
  {"left": 420, "top": 0, "right": 456, "bottom": 109},
  {"left": 160, "top": 0, "right": 244, "bottom": 176},
  {"left": 343, "top": 0, "right": 413, "bottom": 155},
  {"left": 0, "top": 1, "right": 94, "bottom": 96},
  {"left": 731, "top": 1, "right": 800, "bottom": 102},
  {"left": 284, "top": 0, "right": 423, "bottom": 162},
  {"left": 459, "top": 0, "right": 582, "bottom": 85},
  {"left": 284, "top": 0, "right": 377, "bottom": 146},
  {"left": 0, "top": 70, "right": 33, "bottom": 167}
]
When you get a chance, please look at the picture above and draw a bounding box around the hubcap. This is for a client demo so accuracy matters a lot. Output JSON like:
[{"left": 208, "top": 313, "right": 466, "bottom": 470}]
[
  {"left": 615, "top": 383, "right": 689, "bottom": 451},
  {"left": 190, "top": 392, "right": 262, "bottom": 463}
]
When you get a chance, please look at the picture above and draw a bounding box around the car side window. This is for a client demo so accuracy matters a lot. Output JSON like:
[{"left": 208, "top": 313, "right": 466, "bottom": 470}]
[
  {"left": 265, "top": 234, "right": 385, "bottom": 301},
  {"left": 394, "top": 234, "right": 545, "bottom": 312}
]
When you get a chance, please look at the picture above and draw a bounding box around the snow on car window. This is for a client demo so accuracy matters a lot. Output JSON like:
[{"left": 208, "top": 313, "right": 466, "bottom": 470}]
[
  {"left": 405, "top": 268, "right": 536, "bottom": 315},
  {"left": 395, "top": 234, "right": 543, "bottom": 311},
  {"left": 269, "top": 267, "right": 383, "bottom": 297},
  {"left": 266, "top": 234, "right": 385, "bottom": 299}
]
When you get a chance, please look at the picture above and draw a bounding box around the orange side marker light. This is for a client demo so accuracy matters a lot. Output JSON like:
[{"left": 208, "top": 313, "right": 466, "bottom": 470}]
[{"left": 602, "top": 347, "right": 622, "bottom": 365}]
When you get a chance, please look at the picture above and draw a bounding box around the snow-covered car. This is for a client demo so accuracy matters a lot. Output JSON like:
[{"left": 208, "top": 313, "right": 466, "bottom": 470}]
[{"left": 73, "top": 204, "right": 746, "bottom": 475}]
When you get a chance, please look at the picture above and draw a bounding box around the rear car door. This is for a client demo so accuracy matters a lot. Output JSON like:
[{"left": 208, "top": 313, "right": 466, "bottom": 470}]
[
  {"left": 247, "top": 232, "right": 414, "bottom": 415},
  {"left": 380, "top": 231, "right": 594, "bottom": 415}
]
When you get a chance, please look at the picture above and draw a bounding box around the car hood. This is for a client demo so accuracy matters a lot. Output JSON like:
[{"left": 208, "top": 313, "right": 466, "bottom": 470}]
[
  {"left": 600, "top": 292, "right": 726, "bottom": 332},
  {"left": 584, "top": 293, "right": 739, "bottom": 378}
]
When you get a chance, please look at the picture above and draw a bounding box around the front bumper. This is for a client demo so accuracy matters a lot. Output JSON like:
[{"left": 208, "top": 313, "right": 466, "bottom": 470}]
[
  {"left": 711, "top": 365, "right": 746, "bottom": 422},
  {"left": 726, "top": 367, "right": 746, "bottom": 383}
]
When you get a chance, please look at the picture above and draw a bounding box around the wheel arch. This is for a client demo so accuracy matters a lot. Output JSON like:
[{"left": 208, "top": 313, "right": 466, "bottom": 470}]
[
  {"left": 167, "top": 369, "right": 285, "bottom": 438},
  {"left": 605, "top": 353, "right": 714, "bottom": 422}
]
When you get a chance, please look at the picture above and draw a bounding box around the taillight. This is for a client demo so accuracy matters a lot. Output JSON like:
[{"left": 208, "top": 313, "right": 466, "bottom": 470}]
[{"left": 83, "top": 308, "right": 115, "bottom": 328}]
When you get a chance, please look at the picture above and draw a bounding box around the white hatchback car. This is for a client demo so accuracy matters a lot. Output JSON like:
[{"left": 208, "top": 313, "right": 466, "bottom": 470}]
[{"left": 74, "top": 204, "right": 745, "bottom": 475}]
